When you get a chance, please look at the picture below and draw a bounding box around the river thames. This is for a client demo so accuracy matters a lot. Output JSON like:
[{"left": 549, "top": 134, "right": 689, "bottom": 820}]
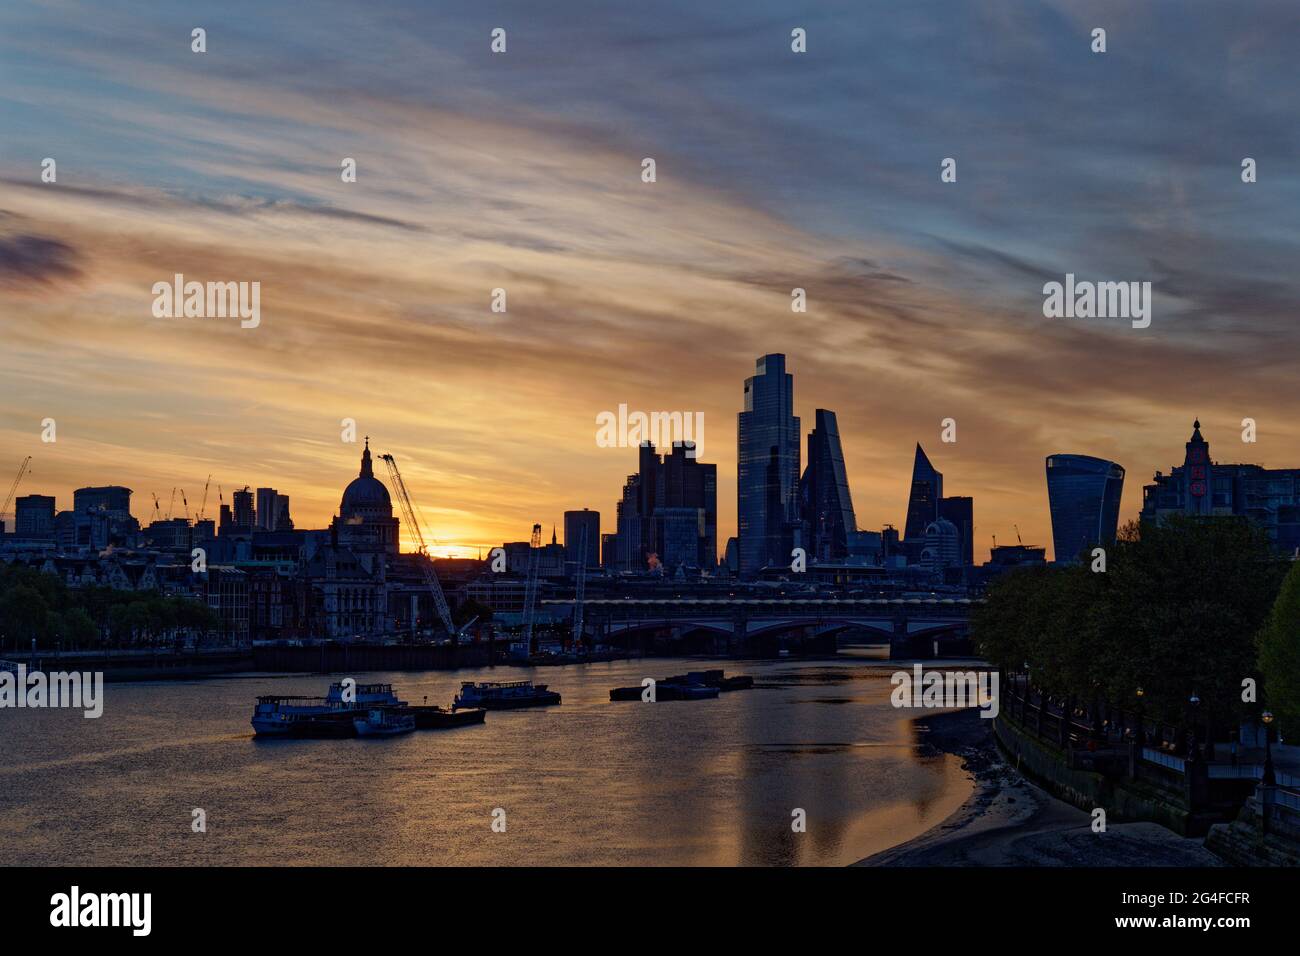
[{"left": 0, "top": 656, "right": 971, "bottom": 866}]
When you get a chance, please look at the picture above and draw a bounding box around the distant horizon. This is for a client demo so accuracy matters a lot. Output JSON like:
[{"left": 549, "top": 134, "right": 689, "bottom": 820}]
[{"left": 0, "top": 400, "right": 1274, "bottom": 563}]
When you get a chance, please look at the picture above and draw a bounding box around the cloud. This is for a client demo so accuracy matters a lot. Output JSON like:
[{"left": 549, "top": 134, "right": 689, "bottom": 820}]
[{"left": 0, "top": 233, "right": 82, "bottom": 290}]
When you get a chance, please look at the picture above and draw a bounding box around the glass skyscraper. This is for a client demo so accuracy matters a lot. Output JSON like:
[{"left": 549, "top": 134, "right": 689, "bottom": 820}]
[
  {"left": 903, "top": 444, "right": 943, "bottom": 543},
  {"left": 800, "top": 409, "right": 857, "bottom": 562},
  {"left": 1045, "top": 453, "right": 1125, "bottom": 563},
  {"left": 737, "top": 354, "right": 800, "bottom": 576}
]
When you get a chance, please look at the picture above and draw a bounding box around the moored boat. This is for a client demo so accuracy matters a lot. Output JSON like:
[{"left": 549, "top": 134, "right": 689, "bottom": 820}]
[
  {"left": 406, "top": 704, "right": 487, "bottom": 729},
  {"left": 250, "top": 681, "right": 406, "bottom": 737},
  {"left": 453, "top": 680, "right": 561, "bottom": 710},
  {"left": 353, "top": 707, "right": 416, "bottom": 737}
]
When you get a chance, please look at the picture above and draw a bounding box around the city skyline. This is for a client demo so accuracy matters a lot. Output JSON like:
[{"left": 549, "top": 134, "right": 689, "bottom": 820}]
[{"left": 4, "top": 2, "right": 1300, "bottom": 561}]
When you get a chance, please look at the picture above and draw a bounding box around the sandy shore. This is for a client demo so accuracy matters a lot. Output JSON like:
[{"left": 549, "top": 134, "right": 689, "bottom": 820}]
[{"left": 857, "top": 708, "right": 1225, "bottom": 866}]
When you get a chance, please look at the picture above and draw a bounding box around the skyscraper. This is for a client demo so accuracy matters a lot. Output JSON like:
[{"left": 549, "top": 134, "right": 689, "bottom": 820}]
[
  {"left": 937, "top": 495, "right": 974, "bottom": 567},
  {"left": 255, "top": 487, "right": 278, "bottom": 530},
  {"left": 611, "top": 442, "right": 716, "bottom": 572},
  {"left": 564, "top": 509, "right": 601, "bottom": 569},
  {"left": 737, "top": 354, "right": 800, "bottom": 576},
  {"left": 1046, "top": 454, "right": 1125, "bottom": 563},
  {"left": 903, "top": 444, "right": 943, "bottom": 543},
  {"left": 800, "top": 409, "right": 857, "bottom": 562}
]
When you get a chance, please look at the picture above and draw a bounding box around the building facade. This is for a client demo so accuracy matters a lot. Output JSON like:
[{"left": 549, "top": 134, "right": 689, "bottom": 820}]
[
  {"left": 1046, "top": 453, "right": 1125, "bottom": 563},
  {"left": 1140, "top": 420, "right": 1300, "bottom": 552},
  {"left": 800, "top": 408, "right": 858, "bottom": 562},
  {"left": 737, "top": 353, "right": 800, "bottom": 576}
]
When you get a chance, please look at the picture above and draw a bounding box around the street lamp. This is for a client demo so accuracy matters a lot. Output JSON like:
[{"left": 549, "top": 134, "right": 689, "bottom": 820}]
[
  {"left": 1135, "top": 686, "right": 1146, "bottom": 748},
  {"left": 1262, "top": 710, "right": 1276, "bottom": 786},
  {"left": 1188, "top": 692, "right": 1201, "bottom": 760}
]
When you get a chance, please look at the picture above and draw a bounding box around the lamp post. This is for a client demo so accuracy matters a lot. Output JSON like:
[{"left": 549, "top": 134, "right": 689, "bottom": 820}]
[
  {"left": 1135, "top": 686, "right": 1146, "bottom": 748},
  {"left": 1187, "top": 692, "right": 1201, "bottom": 761},
  {"left": 1262, "top": 710, "right": 1276, "bottom": 786}
]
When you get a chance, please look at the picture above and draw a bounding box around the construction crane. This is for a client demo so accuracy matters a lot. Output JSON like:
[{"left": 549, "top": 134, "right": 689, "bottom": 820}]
[
  {"left": 151, "top": 493, "right": 163, "bottom": 523},
  {"left": 1, "top": 457, "right": 31, "bottom": 527},
  {"left": 166, "top": 488, "right": 176, "bottom": 521},
  {"left": 197, "top": 475, "right": 211, "bottom": 522},
  {"left": 180, "top": 488, "right": 190, "bottom": 522},
  {"left": 378, "top": 453, "right": 457, "bottom": 638},
  {"left": 521, "top": 522, "right": 543, "bottom": 654},
  {"left": 571, "top": 523, "right": 588, "bottom": 649}
]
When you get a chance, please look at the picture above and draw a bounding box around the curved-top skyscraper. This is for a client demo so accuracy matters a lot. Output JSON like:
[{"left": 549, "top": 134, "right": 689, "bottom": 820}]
[{"left": 1045, "top": 454, "right": 1125, "bottom": 563}]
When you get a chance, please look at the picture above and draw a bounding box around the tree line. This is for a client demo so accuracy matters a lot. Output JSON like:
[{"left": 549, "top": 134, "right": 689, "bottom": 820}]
[
  {"left": 0, "top": 562, "right": 220, "bottom": 650},
  {"left": 974, "top": 516, "right": 1300, "bottom": 740}
]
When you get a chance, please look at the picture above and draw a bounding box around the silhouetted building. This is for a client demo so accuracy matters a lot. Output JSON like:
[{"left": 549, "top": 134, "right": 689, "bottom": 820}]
[
  {"left": 1140, "top": 419, "right": 1300, "bottom": 552},
  {"left": 73, "top": 486, "right": 132, "bottom": 515},
  {"left": 15, "top": 494, "right": 55, "bottom": 536},
  {"left": 938, "top": 496, "right": 974, "bottom": 567},
  {"left": 1046, "top": 454, "right": 1124, "bottom": 563},
  {"left": 564, "top": 509, "right": 600, "bottom": 569},
  {"left": 800, "top": 409, "right": 857, "bottom": 562},
  {"left": 332, "top": 439, "right": 399, "bottom": 567},
  {"left": 738, "top": 354, "right": 800, "bottom": 575},
  {"left": 903, "top": 445, "right": 943, "bottom": 543},
  {"left": 920, "top": 517, "right": 960, "bottom": 572},
  {"left": 232, "top": 487, "right": 255, "bottom": 531},
  {"left": 611, "top": 441, "right": 716, "bottom": 573}
]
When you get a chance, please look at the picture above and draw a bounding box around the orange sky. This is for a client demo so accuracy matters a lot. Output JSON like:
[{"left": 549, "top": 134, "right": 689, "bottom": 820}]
[{"left": 4, "top": 2, "right": 1300, "bottom": 562}]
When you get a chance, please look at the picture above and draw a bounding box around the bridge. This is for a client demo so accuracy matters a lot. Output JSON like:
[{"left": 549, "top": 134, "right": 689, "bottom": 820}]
[{"left": 541, "top": 596, "right": 981, "bottom": 659}]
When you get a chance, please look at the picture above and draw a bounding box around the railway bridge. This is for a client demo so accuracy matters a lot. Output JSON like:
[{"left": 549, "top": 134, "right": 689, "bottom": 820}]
[{"left": 542, "top": 596, "right": 981, "bottom": 659}]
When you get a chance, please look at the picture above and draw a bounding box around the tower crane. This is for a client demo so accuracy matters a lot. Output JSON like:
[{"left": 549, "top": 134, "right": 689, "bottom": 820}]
[
  {"left": 378, "top": 453, "right": 457, "bottom": 638},
  {"left": 197, "top": 475, "right": 211, "bottom": 522},
  {"left": 151, "top": 493, "right": 163, "bottom": 523},
  {"left": 572, "top": 523, "right": 588, "bottom": 649},
  {"left": 521, "top": 522, "right": 543, "bottom": 654},
  {"left": 180, "top": 488, "right": 190, "bottom": 522},
  {"left": 1, "top": 457, "right": 31, "bottom": 527},
  {"left": 166, "top": 488, "right": 176, "bottom": 521}
]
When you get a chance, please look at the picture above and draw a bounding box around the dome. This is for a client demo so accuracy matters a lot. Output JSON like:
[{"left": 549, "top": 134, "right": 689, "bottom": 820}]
[
  {"left": 341, "top": 475, "right": 391, "bottom": 510},
  {"left": 339, "top": 440, "right": 392, "bottom": 513}
]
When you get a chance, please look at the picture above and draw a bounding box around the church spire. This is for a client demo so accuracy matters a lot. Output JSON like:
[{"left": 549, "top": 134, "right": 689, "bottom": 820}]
[{"left": 360, "top": 436, "right": 373, "bottom": 479}]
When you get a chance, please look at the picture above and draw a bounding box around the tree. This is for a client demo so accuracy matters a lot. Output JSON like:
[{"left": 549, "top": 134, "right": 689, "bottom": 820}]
[{"left": 1258, "top": 560, "right": 1300, "bottom": 740}]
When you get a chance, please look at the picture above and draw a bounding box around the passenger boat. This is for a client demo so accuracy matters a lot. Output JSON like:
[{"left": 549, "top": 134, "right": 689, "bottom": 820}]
[
  {"left": 250, "top": 682, "right": 405, "bottom": 737},
  {"left": 353, "top": 707, "right": 416, "bottom": 737},
  {"left": 453, "top": 680, "right": 561, "bottom": 710}
]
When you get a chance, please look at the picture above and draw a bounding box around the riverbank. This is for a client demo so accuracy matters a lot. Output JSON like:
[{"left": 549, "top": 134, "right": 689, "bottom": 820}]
[{"left": 858, "top": 708, "right": 1224, "bottom": 866}]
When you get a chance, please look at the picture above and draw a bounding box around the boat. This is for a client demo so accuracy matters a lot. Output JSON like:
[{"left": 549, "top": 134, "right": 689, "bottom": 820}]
[
  {"left": 353, "top": 708, "right": 416, "bottom": 737},
  {"left": 609, "top": 669, "right": 752, "bottom": 702},
  {"left": 453, "top": 680, "right": 561, "bottom": 710},
  {"left": 250, "top": 682, "right": 405, "bottom": 737},
  {"left": 405, "top": 704, "right": 487, "bottom": 730}
]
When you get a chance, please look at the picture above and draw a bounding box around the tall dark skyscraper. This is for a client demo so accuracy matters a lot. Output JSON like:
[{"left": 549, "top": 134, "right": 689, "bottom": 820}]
[
  {"left": 800, "top": 409, "right": 857, "bottom": 562},
  {"left": 737, "top": 354, "right": 800, "bottom": 576},
  {"left": 564, "top": 508, "right": 600, "bottom": 569},
  {"left": 1045, "top": 453, "right": 1125, "bottom": 562},
  {"left": 903, "top": 444, "right": 943, "bottom": 543},
  {"left": 937, "top": 495, "right": 974, "bottom": 567}
]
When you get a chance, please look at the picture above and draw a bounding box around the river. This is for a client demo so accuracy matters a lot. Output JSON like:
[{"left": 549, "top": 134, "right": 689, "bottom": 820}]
[{"left": 0, "top": 655, "right": 970, "bottom": 866}]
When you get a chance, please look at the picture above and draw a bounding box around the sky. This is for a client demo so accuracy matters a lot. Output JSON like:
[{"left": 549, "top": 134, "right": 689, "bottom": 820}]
[{"left": 2, "top": 0, "right": 1300, "bottom": 560}]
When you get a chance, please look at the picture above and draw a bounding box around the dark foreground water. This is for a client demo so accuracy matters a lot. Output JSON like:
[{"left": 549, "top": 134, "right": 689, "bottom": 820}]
[{"left": 0, "top": 656, "right": 970, "bottom": 866}]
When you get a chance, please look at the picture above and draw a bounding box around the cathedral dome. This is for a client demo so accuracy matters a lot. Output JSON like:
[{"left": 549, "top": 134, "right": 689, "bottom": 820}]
[{"left": 340, "top": 440, "right": 392, "bottom": 513}]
